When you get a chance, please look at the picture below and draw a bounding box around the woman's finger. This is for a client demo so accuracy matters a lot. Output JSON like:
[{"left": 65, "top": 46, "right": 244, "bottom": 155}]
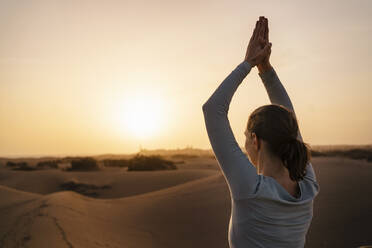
[
  {"left": 258, "top": 19, "right": 265, "bottom": 42},
  {"left": 263, "top": 18, "right": 267, "bottom": 41},
  {"left": 258, "top": 42, "right": 271, "bottom": 59},
  {"left": 265, "top": 18, "right": 269, "bottom": 41},
  {"left": 249, "top": 20, "right": 259, "bottom": 44},
  {"left": 251, "top": 20, "right": 259, "bottom": 41},
  {"left": 258, "top": 17, "right": 265, "bottom": 39},
  {"left": 264, "top": 42, "right": 272, "bottom": 55},
  {"left": 252, "top": 19, "right": 261, "bottom": 43},
  {"left": 259, "top": 37, "right": 266, "bottom": 46}
]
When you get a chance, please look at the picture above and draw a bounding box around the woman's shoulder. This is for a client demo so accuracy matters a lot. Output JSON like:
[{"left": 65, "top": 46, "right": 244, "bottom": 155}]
[{"left": 240, "top": 174, "right": 319, "bottom": 204}]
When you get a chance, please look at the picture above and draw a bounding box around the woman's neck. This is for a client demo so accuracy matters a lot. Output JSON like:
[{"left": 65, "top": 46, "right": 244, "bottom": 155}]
[{"left": 257, "top": 147, "right": 289, "bottom": 180}]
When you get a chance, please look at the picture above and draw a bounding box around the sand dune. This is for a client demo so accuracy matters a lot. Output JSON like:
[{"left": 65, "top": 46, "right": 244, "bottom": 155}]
[
  {"left": 0, "top": 166, "right": 218, "bottom": 198},
  {"left": 0, "top": 156, "right": 371, "bottom": 248},
  {"left": 0, "top": 172, "right": 230, "bottom": 248}
]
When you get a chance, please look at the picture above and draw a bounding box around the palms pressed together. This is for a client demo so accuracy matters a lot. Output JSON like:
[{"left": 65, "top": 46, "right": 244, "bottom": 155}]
[{"left": 245, "top": 16, "right": 273, "bottom": 73}]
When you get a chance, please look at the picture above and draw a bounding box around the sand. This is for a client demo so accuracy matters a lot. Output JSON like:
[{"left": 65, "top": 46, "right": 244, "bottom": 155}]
[{"left": 0, "top": 156, "right": 371, "bottom": 248}]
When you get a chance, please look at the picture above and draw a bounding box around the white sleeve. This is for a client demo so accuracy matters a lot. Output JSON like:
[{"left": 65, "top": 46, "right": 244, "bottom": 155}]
[
  {"left": 258, "top": 67, "right": 318, "bottom": 182},
  {"left": 202, "top": 60, "right": 259, "bottom": 200}
]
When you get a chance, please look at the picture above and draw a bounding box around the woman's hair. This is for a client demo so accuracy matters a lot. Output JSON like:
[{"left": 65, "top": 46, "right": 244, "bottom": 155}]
[{"left": 246, "top": 104, "right": 311, "bottom": 181}]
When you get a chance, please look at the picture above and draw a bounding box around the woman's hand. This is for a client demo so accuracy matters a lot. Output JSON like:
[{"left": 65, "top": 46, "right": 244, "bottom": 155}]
[
  {"left": 256, "top": 17, "right": 273, "bottom": 73},
  {"left": 244, "top": 16, "right": 272, "bottom": 67}
]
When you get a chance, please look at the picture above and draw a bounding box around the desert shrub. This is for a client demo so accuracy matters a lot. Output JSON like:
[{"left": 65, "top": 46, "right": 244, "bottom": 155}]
[
  {"left": 37, "top": 160, "right": 60, "bottom": 169},
  {"left": 103, "top": 159, "right": 130, "bottom": 167},
  {"left": 206, "top": 154, "right": 216, "bottom": 159},
  {"left": 60, "top": 179, "right": 111, "bottom": 197},
  {"left": 310, "top": 150, "right": 326, "bottom": 157},
  {"left": 173, "top": 160, "right": 185, "bottom": 164},
  {"left": 342, "top": 148, "right": 372, "bottom": 162},
  {"left": 127, "top": 154, "right": 177, "bottom": 171},
  {"left": 6, "top": 161, "right": 17, "bottom": 167},
  {"left": 344, "top": 148, "right": 371, "bottom": 160},
  {"left": 66, "top": 157, "right": 99, "bottom": 171},
  {"left": 169, "top": 154, "right": 199, "bottom": 159},
  {"left": 310, "top": 147, "right": 372, "bottom": 163},
  {"left": 11, "top": 162, "right": 37, "bottom": 171}
]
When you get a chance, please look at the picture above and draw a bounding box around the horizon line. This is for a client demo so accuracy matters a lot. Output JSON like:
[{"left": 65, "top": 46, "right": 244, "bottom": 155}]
[{"left": 1, "top": 143, "right": 372, "bottom": 159}]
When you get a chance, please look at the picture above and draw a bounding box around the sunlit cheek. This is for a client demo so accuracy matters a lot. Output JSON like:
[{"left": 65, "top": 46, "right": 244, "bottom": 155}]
[{"left": 245, "top": 139, "right": 249, "bottom": 152}]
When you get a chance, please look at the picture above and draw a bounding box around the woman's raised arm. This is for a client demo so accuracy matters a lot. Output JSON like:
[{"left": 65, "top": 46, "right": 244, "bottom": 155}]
[
  {"left": 258, "top": 66, "right": 317, "bottom": 183},
  {"left": 201, "top": 16, "right": 272, "bottom": 200},
  {"left": 257, "top": 16, "right": 317, "bottom": 183},
  {"left": 202, "top": 61, "right": 259, "bottom": 200}
]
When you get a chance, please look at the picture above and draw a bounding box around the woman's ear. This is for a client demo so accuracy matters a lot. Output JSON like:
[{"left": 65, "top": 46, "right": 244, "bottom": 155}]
[{"left": 252, "top": 132, "right": 261, "bottom": 151}]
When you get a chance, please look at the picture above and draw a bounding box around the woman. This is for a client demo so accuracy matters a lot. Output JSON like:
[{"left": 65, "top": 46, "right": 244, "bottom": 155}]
[{"left": 202, "top": 16, "right": 320, "bottom": 248}]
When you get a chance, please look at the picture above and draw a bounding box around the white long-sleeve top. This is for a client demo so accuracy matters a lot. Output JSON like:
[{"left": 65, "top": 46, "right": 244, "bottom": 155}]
[{"left": 202, "top": 60, "right": 320, "bottom": 248}]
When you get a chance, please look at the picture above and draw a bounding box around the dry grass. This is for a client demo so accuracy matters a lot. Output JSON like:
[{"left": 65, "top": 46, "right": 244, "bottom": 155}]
[{"left": 127, "top": 154, "right": 177, "bottom": 171}]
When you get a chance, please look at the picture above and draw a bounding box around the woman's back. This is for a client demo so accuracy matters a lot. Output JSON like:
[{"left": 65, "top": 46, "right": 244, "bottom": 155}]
[
  {"left": 229, "top": 173, "right": 319, "bottom": 248},
  {"left": 275, "top": 177, "right": 301, "bottom": 198},
  {"left": 202, "top": 60, "right": 320, "bottom": 247}
]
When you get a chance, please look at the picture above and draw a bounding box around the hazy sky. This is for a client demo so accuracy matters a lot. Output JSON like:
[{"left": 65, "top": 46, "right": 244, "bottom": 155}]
[{"left": 0, "top": 0, "right": 371, "bottom": 157}]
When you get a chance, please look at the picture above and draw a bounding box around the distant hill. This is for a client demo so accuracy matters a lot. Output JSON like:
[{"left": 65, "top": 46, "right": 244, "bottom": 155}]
[{"left": 1, "top": 145, "right": 372, "bottom": 166}]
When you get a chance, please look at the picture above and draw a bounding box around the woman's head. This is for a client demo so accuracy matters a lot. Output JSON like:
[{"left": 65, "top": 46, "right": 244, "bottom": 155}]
[{"left": 244, "top": 104, "right": 311, "bottom": 181}]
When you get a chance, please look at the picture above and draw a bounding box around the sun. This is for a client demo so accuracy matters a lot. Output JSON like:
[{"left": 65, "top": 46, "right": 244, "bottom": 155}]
[{"left": 116, "top": 92, "right": 166, "bottom": 139}]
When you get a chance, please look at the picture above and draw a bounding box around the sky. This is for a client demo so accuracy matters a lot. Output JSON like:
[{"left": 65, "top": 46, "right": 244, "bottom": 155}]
[{"left": 0, "top": 0, "right": 371, "bottom": 157}]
